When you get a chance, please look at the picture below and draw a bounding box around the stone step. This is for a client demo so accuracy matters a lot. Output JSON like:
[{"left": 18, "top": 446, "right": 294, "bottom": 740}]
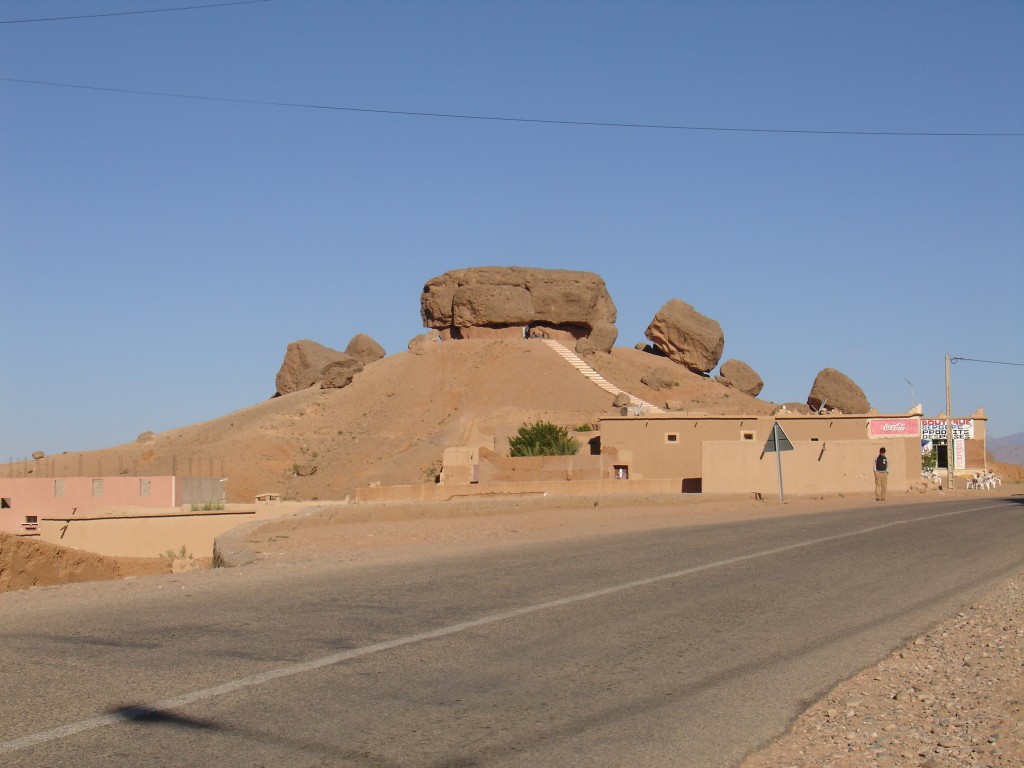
[{"left": 541, "top": 339, "right": 665, "bottom": 414}]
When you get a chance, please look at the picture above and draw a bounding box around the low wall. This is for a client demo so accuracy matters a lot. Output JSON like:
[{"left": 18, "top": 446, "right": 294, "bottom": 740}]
[
  {"left": 355, "top": 478, "right": 682, "bottom": 503},
  {"left": 702, "top": 438, "right": 919, "bottom": 496},
  {"left": 36, "top": 504, "right": 300, "bottom": 559},
  {"left": 477, "top": 454, "right": 605, "bottom": 483}
]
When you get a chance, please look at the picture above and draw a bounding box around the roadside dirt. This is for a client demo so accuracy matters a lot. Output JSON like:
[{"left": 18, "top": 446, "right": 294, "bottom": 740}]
[{"left": 0, "top": 532, "right": 170, "bottom": 592}]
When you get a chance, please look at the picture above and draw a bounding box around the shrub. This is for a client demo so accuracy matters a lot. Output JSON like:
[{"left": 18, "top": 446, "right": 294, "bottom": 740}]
[
  {"left": 509, "top": 421, "right": 580, "bottom": 457},
  {"left": 922, "top": 450, "right": 937, "bottom": 471}
]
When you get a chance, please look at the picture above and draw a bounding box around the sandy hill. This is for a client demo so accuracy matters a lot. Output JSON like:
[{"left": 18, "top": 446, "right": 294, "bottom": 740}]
[{"left": 26, "top": 340, "right": 775, "bottom": 502}]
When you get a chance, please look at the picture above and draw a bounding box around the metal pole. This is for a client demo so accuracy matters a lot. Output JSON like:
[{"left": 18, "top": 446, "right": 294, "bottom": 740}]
[
  {"left": 774, "top": 422, "right": 785, "bottom": 502},
  {"left": 945, "top": 354, "right": 953, "bottom": 491}
]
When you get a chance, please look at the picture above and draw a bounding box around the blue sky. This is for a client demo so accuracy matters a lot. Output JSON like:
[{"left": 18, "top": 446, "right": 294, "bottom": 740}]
[{"left": 2, "top": 0, "right": 1022, "bottom": 461}]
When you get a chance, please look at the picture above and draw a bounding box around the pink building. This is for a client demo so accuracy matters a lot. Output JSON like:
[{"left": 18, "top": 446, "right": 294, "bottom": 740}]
[{"left": 0, "top": 476, "right": 224, "bottom": 535}]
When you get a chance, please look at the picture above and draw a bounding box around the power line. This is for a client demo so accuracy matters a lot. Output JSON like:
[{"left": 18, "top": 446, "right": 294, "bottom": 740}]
[
  {"left": 2, "top": 76, "right": 1022, "bottom": 138},
  {"left": 0, "top": 0, "right": 272, "bottom": 25},
  {"left": 950, "top": 357, "right": 1024, "bottom": 367}
]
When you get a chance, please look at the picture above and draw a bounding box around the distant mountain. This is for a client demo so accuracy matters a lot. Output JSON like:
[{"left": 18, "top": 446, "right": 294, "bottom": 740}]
[{"left": 988, "top": 432, "right": 1024, "bottom": 466}]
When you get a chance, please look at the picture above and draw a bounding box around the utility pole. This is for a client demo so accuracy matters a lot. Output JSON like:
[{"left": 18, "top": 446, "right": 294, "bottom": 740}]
[{"left": 945, "top": 354, "right": 953, "bottom": 491}]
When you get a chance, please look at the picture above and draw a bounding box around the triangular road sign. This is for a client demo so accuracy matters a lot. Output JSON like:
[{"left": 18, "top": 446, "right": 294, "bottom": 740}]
[{"left": 764, "top": 422, "right": 794, "bottom": 453}]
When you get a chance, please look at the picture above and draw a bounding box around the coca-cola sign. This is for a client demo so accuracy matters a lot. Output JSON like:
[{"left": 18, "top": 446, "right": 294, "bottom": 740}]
[{"left": 868, "top": 418, "right": 921, "bottom": 438}]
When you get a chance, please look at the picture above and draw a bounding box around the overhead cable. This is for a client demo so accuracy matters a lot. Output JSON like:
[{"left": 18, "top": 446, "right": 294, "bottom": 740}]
[
  {"left": 2, "top": 76, "right": 1022, "bottom": 137},
  {"left": 0, "top": 0, "right": 272, "bottom": 24}
]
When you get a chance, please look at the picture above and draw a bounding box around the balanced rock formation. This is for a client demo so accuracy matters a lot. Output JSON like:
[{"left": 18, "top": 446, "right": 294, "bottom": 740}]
[
  {"left": 344, "top": 333, "right": 386, "bottom": 365},
  {"left": 420, "top": 267, "right": 617, "bottom": 352},
  {"left": 275, "top": 340, "right": 361, "bottom": 396},
  {"left": 645, "top": 299, "right": 724, "bottom": 374},
  {"left": 715, "top": 359, "right": 764, "bottom": 397},
  {"left": 807, "top": 368, "right": 870, "bottom": 414}
]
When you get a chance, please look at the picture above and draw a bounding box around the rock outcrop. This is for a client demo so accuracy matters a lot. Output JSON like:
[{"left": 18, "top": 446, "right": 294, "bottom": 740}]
[
  {"left": 320, "top": 357, "right": 363, "bottom": 389},
  {"left": 407, "top": 332, "right": 439, "bottom": 355},
  {"left": 420, "top": 267, "right": 617, "bottom": 351},
  {"left": 640, "top": 369, "right": 679, "bottom": 391},
  {"left": 344, "top": 333, "right": 386, "bottom": 365},
  {"left": 574, "top": 320, "right": 618, "bottom": 356},
  {"left": 807, "top": 368, "right": 870, "bottom": 414},
  {"left": 715, "top": 359, "right": 764, "bottom": 397},
  {"left": 644, "top": 299, "right": 724, "bottom": 374},
  {"left": 275, "top": 340, "right": 360, "bottom": 396}
]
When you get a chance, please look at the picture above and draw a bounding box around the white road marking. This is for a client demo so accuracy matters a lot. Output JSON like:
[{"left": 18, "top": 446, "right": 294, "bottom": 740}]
[{"left": 1, "top": 501, "right": 1013, "bottom": 755}]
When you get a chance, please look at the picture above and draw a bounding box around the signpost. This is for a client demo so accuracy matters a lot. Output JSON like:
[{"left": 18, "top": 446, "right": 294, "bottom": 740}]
[{"left": 763, "top": 422, "right": 794, "bottom": 501}]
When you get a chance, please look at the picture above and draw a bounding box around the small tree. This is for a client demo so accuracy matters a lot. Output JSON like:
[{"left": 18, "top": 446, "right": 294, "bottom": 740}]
[
  {"left": 508, "top": 421, "right": 581, "bottom": 457},
  {"left": 921, "top": 449, "right": 937, "bottom": 471}
]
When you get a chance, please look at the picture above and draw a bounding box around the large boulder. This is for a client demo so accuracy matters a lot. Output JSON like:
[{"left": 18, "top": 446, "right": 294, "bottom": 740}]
[
  {"left": 715, "top": 359, "right": 764, "bottom": 397},
  {"left": 420, "top": 267, "right": 617, "bottom": 346},
  {"left": 275, "top": 340, "right": 355, "bottom": 396},
  {"left": 807, "top": 368, "right": 870, "bottom": 414},
  {"left": 344, "top": 333, "right": 386, "bottom": 365},
  {"left": 575, "top": 320, "right": 618, "bottom": 355},
  {"left": 644, "top": 299, "right": 724, "bottom": 374}
]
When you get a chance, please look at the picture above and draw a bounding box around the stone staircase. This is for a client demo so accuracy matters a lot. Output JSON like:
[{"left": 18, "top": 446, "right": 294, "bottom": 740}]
[{"left": 540, "top": 339, "right": 666, "bottom": 414}]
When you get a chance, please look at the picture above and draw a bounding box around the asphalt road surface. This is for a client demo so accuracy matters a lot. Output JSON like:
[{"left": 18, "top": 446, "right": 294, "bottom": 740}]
[{"left": 1, "top": 497, "right": 1021, "bottom": 767}]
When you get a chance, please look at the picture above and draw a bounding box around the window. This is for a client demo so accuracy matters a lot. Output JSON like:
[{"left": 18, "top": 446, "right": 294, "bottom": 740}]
[
  {"left": 613, "top": 465, "right": 629, "bottom": 480},
  {"left": 741, "top": 431, "right": 755, "bottom": 441},
  {"left": 24, "top": 516, "right": 38, "bottom": 525},
  {"left": 1, "top": 497, "right": 10, "bottom": 509},
  {"left": 139, "top": 479, "right": 151, "bottom": 497},
  {"left": 665, "top": 433, "right": 679, "bottom": 444},
  {"left": 92, "top": 479, "right": 104, "bottom": 497},
  {"left": 54, "top": 479, "right": 65, "bottom": 497}
]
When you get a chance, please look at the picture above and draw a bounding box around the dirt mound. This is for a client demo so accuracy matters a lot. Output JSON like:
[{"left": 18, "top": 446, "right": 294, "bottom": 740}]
[
  {"left": 0, "top": 533, "right": 169, "bottom": 593},
  {"left": 989, "top": 457, "right": 1024, "bottom": 482},
  {"left": 13, "top": 341, "right": 776, "bottom": 503}
]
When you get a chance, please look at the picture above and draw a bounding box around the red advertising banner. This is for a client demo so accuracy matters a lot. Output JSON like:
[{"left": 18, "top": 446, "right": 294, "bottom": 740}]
[{"left": 868, "top": 418, "right": 921, "bottom": 438}]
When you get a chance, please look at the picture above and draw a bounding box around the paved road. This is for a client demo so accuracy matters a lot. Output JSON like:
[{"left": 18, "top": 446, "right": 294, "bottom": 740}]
[{"left": 1, "top": 497, "right": 1021, "bottom": 767}]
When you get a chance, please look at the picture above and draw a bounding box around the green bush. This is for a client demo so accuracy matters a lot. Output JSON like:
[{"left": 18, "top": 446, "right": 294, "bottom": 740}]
[
  {"left": 922, "top": 450, "right": 937, "bottom": 471},
  {"left": 509, "top": 421, "right": 581, "bottom": 457}
]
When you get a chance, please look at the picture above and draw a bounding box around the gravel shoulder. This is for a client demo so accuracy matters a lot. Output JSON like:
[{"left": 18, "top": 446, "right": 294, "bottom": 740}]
[{"left": 738, "top": 568, "right": 1023, "bottom": 768}]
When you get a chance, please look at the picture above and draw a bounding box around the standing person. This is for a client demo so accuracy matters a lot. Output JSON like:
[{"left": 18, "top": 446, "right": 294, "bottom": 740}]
[{"left": 874, "top": 447, "right": 889, "bottom": 501}]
